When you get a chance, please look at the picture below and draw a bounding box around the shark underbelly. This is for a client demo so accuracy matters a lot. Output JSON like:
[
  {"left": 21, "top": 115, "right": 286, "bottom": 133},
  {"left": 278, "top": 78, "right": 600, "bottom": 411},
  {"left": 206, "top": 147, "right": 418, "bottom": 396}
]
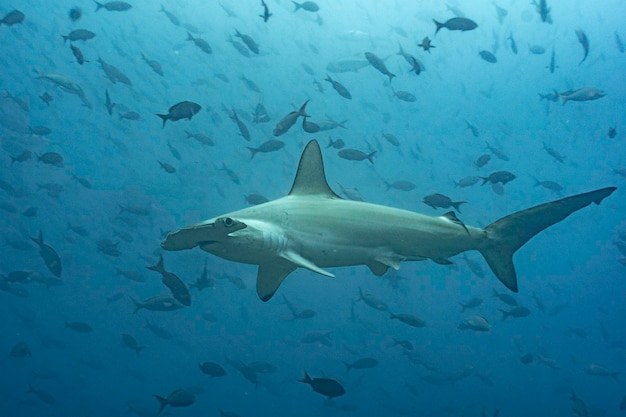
[{"left": 234, "top": 196, "right": 484, "bottom": 268}]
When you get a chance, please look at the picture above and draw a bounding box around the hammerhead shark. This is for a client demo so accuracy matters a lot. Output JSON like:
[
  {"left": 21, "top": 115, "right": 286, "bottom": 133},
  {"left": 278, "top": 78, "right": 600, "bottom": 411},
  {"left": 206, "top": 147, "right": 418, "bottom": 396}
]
[{"left": 162, "top": 140, "right": 615, "bottom": 302}]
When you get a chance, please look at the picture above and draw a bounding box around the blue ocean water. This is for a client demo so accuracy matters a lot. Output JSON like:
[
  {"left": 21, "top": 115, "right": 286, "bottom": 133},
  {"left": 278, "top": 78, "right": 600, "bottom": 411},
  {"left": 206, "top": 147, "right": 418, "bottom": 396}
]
[{"left": 0, "top": 1, "right": 624, "bottom": 416}]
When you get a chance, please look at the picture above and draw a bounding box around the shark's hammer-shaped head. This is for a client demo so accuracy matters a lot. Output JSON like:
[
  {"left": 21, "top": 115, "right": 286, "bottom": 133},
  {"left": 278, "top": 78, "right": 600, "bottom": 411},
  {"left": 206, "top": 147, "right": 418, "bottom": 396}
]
[{"left": 161, "top": 216, "right": 247, "bottom": 251}]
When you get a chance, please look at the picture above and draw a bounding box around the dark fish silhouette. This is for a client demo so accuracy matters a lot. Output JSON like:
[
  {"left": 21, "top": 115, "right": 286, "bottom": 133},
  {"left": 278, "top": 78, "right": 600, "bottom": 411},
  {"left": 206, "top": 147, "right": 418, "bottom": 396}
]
[
  {"left": 157, "top": 101, "right": 201, "bottom": 127},
  {"left": 293, "top": 1, "right": 319, "bottom": 12},
  {"left": 147, "top": 255, "right": 191, "bottom": 306},
  {"left": 0, "top": 9, "right": 25, "bottom": 26},
  {"left": 30, "top": 231, "right": 62, "bottom": 277},
  {"left": 479, "top": 50, "right": 497, "bottom": 63},
  {"left": 94, "top": 1, "right": 132, "bottom": 12},
  {"left": 575, "top": 28, "right": 589, "bottom": 64},
  {"left": 433, "top": 17, "right": 477, "bottom": 34},
  {"left": 273, "top": 100, "right": 309, "bottom": 136},
  {"left": 365, "top": 52, "right": 395, "bottom": 81},
  {"left": 298, "top": 372, "right": 345, "bottom": 399},
  {"left": 259, "top": 0, "right": 272, "bottom": 22},
  {"left": 325, "top": 75, "right": 351, "bottom": 99},
  {"left": 62, "top": 29, "right": 95, "bottom": 42},
  {"left": 186, "top": 32, "right": 212, "bottom": 54}
]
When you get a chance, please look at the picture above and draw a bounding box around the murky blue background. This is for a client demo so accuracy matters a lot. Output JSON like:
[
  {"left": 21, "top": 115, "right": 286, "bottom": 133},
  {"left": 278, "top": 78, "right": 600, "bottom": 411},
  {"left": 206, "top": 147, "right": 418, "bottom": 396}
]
[{"left": 1, "top": 1, "right": 624, "bottom": 416}]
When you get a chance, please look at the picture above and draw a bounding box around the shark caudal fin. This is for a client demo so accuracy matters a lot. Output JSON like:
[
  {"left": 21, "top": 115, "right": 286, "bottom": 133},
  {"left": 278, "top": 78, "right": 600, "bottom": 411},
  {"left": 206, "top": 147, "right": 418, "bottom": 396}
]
[{"left": 478, "top": 187, "right": 616, "bottom": 292}]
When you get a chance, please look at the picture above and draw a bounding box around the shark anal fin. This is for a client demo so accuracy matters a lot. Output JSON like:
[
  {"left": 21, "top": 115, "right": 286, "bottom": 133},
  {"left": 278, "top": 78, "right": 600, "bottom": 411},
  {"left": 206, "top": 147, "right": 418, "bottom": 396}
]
[
  {"left": 257, "top": 259, "right": 297, "bottom": 302},
  {"left": 282, "top": 250, "right": 334, "bottom": 277}
]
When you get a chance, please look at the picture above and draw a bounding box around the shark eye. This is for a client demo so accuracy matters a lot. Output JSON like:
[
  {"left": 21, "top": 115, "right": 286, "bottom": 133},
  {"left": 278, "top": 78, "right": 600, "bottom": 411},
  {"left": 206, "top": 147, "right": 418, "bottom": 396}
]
[{"left": 223, "top": 217, "right": 234, "bottom": 227}]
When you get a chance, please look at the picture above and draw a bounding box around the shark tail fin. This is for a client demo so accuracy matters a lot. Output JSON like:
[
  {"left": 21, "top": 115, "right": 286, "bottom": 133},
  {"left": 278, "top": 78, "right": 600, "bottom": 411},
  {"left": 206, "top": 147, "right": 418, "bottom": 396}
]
[{"left": 478, "top": 187, "right": 616, "bottom": 292}]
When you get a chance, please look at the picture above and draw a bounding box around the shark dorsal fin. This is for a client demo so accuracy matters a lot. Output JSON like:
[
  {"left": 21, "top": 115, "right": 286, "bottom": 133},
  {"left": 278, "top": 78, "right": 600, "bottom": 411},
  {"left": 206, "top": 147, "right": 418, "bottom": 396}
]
[{"left": 289, "top": 140, "right": 341, "bottom": 198}]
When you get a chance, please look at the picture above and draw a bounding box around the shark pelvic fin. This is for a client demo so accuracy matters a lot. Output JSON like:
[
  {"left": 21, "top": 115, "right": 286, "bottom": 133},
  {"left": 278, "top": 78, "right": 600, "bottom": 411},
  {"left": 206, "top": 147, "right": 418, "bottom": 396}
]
[
  {"left": 479, "top": 187, "right": 616, "bottom": 292},
  {"left": 367, "top": 262, "right": 390, "bottom": 277},
  {"left": 289, "top": 140, "right": 342, "bottom": 198},
  {"left": 374, "top": 254, "right": 403, "bottom": 270},
  {"left": 256, "top": 259, "right": 297, "bottom": 302}
]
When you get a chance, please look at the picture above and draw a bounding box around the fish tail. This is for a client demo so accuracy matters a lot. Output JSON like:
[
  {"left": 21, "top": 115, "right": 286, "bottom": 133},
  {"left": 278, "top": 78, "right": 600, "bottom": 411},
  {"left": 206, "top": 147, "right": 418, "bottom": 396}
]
[
  {"left": 388, "top": 73, "right": 396, "bottom": 82},
  {"left": 479, "top": 177, "right": 490, "bottom": 186},
  {"left": 156, "top": 113, "right": 168, "bottom": 128},
  {"left": 553, "top": 89, "right": 567, "bottom": 105},
  {"left": 146, "top": 255, "right": 166, "bottom": 274},
  {"left": 433, "top": 19, "right": 444, "bottom": 35},
  {"left": 186, "top": 32, "right": 194, "bottom": 41},
  {"left": 94, "top": 1, "right": 104, "bottom": 12},
  {"left": 498, "top": 309, "right": 509, "bottom": 321},
  {"left": 367, "top": 151, "right": 377, "bottom": 164},
  {"left": 29, "top": 230, "right": 43, "bottom": 246},
  {"left": 343, "top": 362, "right": 352, "bottom": 372},
  {"left": 477, "top": 187, "right": 616, "bottom": 293},
  {"left": 298, "top": 99, "right": 310, "bottom": 117},
  {"left": 153, "top": 395, "right": 169, "bottom": 414},
  {"left": 135, "top": 346, "right": 145, "bottom": 356},
  {"left": 292, "top": 1, "right": 301, "bottom": 11},
  {"left": 298, "top": 371, "right": 312, "bottom": 383},
  {"left": 451, "top": 201, "right": 466, "bottom": 213},
  {"left": 62, "top": 35, "right": 68, "bottom": 43},
  {"left": 246, "top": 147, "right": 258, "bottom": 159},
  {"left": 130, "top": 296, "right": 143, "bottom": 314}
]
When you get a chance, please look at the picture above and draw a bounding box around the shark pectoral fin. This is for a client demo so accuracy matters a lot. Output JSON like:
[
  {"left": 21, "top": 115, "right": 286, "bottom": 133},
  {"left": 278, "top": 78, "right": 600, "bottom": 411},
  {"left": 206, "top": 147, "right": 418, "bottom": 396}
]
[
  {"left": 282, "top": 250, "right": 335, "bottom": 278},
  {"left": 256, "top": 260, "right": 297, "bottom": 302},
  {"left": 367, "top": 262, "right": 389, "bottom": 277}
]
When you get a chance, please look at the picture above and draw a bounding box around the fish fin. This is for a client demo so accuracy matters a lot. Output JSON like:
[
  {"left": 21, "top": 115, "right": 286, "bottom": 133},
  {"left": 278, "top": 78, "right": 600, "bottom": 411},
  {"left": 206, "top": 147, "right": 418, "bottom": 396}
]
[
  {"left": 479, "top": 187, "right": 616, "bottom": 292},
  {"left": 442, "top": 211, "right": 469, "bottom": 234},
  {"left": 367, "top": 262, "right": 390, "bottom": 277},
  {"left": 146, "top": 254, "right": 165, "bottom": 274},
  {"left": 433, "top": 19, "right": 444, "bottom": 34},
  {"left": 451, "top": 201, "right": 466, "bottom": 213},
  {"left": 156, "top": 113, "right": 168, "bottom": 127},
  {"left": 298, "top": 371, "right": 312, "bottom": 384},
  {"left": 152, "top": 395, "right": 168, "bottom": 414},
  {"left": 281, "top": 250, "right": 334, "bottom": 277},
  {"left": 256, "top": 259, "right": 298, "bottom": 302},
  {"left": 298, "top": 99, "right": 310, "bottom": 117},
  {"left": 288, "top": 140, "right": 342, "bottom": 198},
  {"left": 373, "top": 254, "right": 403, "bottom": 271}
]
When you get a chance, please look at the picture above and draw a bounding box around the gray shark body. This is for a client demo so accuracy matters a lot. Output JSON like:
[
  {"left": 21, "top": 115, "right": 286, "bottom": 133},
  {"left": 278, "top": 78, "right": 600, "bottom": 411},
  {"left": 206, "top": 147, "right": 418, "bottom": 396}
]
[{"left": 162, "top": 140, "right": 615, "bottom": 301}]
